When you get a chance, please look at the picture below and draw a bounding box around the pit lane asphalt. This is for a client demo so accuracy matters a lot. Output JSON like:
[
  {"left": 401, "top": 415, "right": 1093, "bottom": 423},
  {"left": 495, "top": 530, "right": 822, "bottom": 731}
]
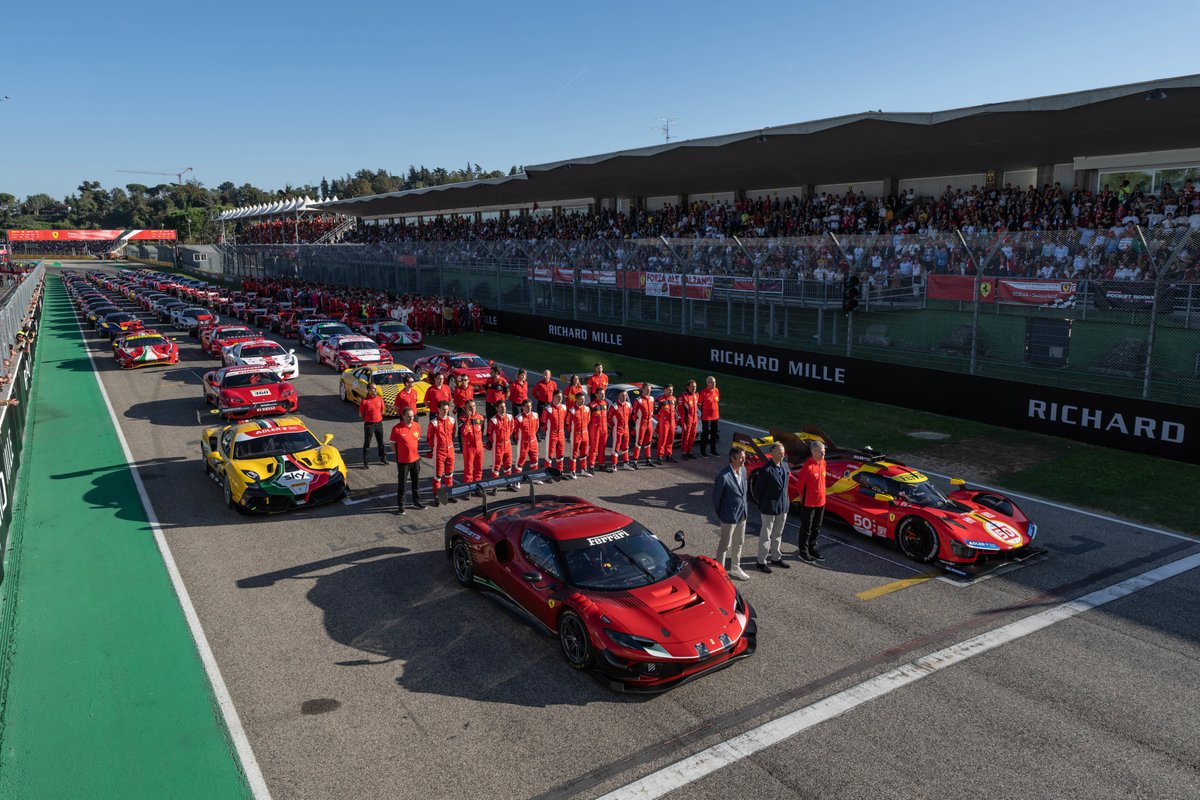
[{"left": 75, "top": 265, "right": 1200, "bottom": 800}]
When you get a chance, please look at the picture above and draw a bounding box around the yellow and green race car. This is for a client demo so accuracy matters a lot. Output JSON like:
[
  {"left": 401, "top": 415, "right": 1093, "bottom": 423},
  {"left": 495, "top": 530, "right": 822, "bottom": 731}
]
[
  {"left": 338, "top": 363, "right": 432, "bottom": 416},
  {"left": 201, "top": 417, "right": 348, "bottom": 513}
]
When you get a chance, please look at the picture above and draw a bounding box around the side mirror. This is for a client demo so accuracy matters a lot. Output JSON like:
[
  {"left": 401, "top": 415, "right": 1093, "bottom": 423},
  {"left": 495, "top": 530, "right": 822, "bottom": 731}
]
[
  {"left": 874, "top": 493, "right": 895, "bottom": 504},
  {"left": 210, "top": 453, "right": 225, "bottom": 464},
  {"left": 288, "top": 349, "right": 296, "bottom": 355},
  {"left": 949, "top": 477, "right": 966, "bottom": 487},
  {"left": 323, "top": 433, "right": 334, "bottom": 445},
  {"left": 673, "top": 530, "right": 687, "bottom": 550},
  {"left": 522, "top": 571, "right": 542, "bottom": 583}
]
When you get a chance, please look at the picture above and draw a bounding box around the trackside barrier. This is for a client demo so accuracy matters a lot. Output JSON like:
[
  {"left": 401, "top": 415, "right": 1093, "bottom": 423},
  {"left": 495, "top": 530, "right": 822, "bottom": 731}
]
[{"left": 0, "top": 262, "right": 46, "bottom": 586}]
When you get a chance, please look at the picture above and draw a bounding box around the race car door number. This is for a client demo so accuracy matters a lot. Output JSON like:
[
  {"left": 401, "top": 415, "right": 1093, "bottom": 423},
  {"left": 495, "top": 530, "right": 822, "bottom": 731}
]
[{"left": 852, "top": 513, "right": 888, "bottom": 537}]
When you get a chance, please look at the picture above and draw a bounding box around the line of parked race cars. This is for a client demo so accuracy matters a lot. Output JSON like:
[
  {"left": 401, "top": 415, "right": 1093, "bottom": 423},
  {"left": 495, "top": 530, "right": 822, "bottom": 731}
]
[{"left": 62, "top": 267, "right": 1041, "bottom": 692}]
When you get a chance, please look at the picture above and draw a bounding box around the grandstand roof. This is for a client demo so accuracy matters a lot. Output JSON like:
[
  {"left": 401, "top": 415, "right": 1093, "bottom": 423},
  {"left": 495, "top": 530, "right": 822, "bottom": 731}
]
[{"left": 317, "top": 74, "right": 1200, "bottom": 218}]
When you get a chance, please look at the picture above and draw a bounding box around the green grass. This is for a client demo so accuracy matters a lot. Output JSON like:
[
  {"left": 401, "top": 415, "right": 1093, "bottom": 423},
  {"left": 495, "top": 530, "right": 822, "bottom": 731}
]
[{"left": 443, "top": 330, "right": 1198, "bottom": 534}]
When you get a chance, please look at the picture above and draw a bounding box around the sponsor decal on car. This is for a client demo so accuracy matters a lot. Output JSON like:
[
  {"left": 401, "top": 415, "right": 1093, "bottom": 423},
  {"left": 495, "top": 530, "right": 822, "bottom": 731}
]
[
  {"left": 966, "top": 540, "right": 1002, "bottom": 551},
  {"left": 586, "top": 530, "right": 630, "bottom": 546}
]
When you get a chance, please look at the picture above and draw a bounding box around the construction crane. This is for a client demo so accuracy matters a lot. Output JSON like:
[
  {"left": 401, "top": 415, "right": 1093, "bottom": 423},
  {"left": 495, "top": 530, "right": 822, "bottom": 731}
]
[{"left": 116, "top": 167, "right": 194, "bottom": 186}]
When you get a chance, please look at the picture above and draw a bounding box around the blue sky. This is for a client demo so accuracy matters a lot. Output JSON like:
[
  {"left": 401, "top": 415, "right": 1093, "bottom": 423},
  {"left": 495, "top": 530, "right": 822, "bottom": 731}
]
[{"left": 5, "top": 0, "right": 1199, "bottom": 200}]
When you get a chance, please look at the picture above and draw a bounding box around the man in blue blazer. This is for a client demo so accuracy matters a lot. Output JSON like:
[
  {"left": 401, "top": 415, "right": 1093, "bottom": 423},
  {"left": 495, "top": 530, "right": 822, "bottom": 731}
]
[{"left": 712, "top": 447, "right": 751, "bottom": 580}]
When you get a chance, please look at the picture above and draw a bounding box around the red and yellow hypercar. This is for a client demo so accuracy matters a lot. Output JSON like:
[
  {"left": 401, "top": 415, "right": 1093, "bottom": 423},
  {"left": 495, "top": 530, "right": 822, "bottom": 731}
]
[{"left": 737, "top": 427, "right": 1039, "bottom": 569}]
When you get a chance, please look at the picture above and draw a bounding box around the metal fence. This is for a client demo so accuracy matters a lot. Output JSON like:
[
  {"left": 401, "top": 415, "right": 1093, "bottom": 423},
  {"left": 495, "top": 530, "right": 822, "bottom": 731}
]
[{"left": 207, "top": 230, "right": 1200, "bottom": 406}]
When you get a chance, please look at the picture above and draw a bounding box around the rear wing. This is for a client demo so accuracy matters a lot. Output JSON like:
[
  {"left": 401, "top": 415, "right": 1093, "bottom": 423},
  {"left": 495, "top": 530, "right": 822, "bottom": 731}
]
[
  {"left": 438, "top": 467, "right": 563, "bottom": 513},
  {"left": 735, "top": 425, "right": 887, "bottom": 465}
]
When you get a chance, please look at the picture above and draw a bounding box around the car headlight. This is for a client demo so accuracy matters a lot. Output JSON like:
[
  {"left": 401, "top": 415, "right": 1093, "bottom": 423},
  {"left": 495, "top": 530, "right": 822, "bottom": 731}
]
[
  {"left": 242, "top": 470, "right": 260, "bottom": 481},
  {"left": 606, "top": 629, "right": 671, "bottom": 658}
]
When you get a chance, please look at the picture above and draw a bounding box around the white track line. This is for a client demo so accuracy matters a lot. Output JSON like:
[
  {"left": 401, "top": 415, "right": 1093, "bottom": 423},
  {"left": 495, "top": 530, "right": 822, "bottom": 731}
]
[
  {"left": 70, "top": 292, "right": 272, "bottom": 799},
  {"left": 726, "top": 421, "right": 1193, "bottom": 542},
  {"left": 599, "top": 550, "right": 1200, "bottom": 800}
]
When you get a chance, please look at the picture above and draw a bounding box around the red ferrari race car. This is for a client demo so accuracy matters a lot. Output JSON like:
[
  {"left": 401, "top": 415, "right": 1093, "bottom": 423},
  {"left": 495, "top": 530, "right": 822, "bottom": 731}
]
[
  {"left": 202, "top": 365, "right": 298, "bottom": 420},
  {"left": 412, "top": 352, "right": 505, "bottom": 391},
  {"left": 201, "top": 324, "right": 258, "bottom": 357},
  {"left": 736, "top": 427, "right": 1042, "bottom": 575},
  {"left": 113, "top": 332, "right": 180, "bottom": 369},
  {"left": 359, "top": 319, "right": 424, "bottom": 350},
  {"left": 443, "top": 473, "right": 756, "bottom": 692}
]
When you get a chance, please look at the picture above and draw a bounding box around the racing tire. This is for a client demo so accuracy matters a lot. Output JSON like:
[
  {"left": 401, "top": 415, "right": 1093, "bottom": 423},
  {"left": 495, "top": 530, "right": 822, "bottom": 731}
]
[
  {"left": 338, "top": 382, "right": 348, "bottom": 402},
  {"left": 896, "top": 517, "right": 939, "bottom": 563},
  {"left": 558, "top": 609, "right": 594, "bottom": 671},
  {"left": 222, "top": 475, "right": 235, "bottom": 509},
  {"left": 450, "top": 537, "right": 475, "bottom": 588}
]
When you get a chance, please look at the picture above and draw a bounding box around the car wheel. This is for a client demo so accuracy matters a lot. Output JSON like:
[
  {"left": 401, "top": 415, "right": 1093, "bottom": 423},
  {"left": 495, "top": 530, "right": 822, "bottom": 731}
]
[
  {"left": 450, "top": 537, "right": 475, "bottom": 588},
  {"left": 896, "top": 517, "right": 939, "bottom": 563},
  {"left": 338, "top": 382, "right": 348, "bottom": 402},
  {"left": 558, "top": 609, "right": 594, "bottom": 671},
  {"left": 222, "top": 475, "right": 236, "bottom": 509}
]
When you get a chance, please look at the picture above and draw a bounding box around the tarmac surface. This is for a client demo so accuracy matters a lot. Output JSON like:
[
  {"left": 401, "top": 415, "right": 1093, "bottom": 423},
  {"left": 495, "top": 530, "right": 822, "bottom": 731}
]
[{"left": 71, "top": 265, "right": 1200, "bottom": 799}]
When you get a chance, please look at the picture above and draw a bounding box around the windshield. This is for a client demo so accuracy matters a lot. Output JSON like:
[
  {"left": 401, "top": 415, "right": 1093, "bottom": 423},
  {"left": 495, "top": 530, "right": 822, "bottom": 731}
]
[
  {"left": 883, "top": 476, "right": 952, "bottom": 508},
  {"left": 216, "top": 328, "right": 253, "bottom": 339},
  {"left": 233, "top": 431, "right": 320, "bottom": 459},
  {"left": 316, "top": 324, "right": 352, "bottom": 337},
  {"left": 378, "top": 323, "right": 412, "bottom": 333},
  {"left": 449, "top": 356, "right": 489, "bottom": 369},
  {"left": 372, "top": 371, "right": 410, "bottom": 386},
  {"left": 240, "top": 345, "right": 285, "bottom": 357},
  {"left": 224, "top": 372, "right": 278, "bottom": 388},
  {"left": 560, "top": 522, "right": 680, "bottom": 590},
  {"left": 181, "top": 308, "right": 207, "bottom": 316},
  {"left": 339, "top": 340, "right": 377, "bottom": 351},
  {"left": 106, "top": 314, "right": 133, "bottom": 323}
]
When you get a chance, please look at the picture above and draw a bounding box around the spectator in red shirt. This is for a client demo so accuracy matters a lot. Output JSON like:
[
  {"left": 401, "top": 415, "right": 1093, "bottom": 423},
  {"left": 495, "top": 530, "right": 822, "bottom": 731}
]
[
  {"left": 395, "top": 374, "right": 419, "bottom": 416},
  {"left": 509, "top": 368, "right": 529, "bottom": 408},
  {"left": 698, "top": 376, "right": 721, "bottom": 457},
  {"left": 532, "top": 369, "right": 558, "bottom": 438},
  {"left": 359, "top": 385, "right": 387, "bottom": 468},
  {"left": 795, "top": 440, "right": 828, "bottom": 564},
  {"left": 586, "top": 362, "right": 608, "bottom": 398},
  {"left": 425, "top": 372, "right": 452, "bottom": 413},
  {"left": 390, "top": 407, "right": 424, "bottom": 513}
]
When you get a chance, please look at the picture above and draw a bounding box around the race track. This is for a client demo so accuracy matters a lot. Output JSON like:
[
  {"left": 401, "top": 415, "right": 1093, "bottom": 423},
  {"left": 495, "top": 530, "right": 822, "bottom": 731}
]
[{"left": 71, "top": 265, "right": 1200, "bottom": 800}]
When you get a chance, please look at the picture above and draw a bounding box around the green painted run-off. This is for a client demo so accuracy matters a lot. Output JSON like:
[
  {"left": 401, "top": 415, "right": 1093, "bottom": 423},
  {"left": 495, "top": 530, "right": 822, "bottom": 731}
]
[{"left": 0, "top": 279, "right": 252, "bottom": 799}]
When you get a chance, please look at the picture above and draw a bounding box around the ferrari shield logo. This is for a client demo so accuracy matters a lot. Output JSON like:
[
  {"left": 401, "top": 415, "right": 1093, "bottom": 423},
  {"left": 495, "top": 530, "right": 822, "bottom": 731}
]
[{"left": 979, "top": 281, "right": 992, "bottom": 298}]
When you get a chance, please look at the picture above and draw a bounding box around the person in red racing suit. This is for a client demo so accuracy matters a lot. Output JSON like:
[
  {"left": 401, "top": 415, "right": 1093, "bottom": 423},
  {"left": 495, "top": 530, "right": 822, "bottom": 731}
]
[
  {"left": 608, "top": 389, "right": 633, "bottom": 471},
  {"left": 678, "top": 379, "right": 699, "bottom": 460},
  {"left": 544, "top": 391, "right": 568, "bottom": 471},
  {"left": 587, "top": 394, "right": 609, "bottom": 473},
  {"left": 488, "top": 402, "right": 516, "bottom": 487},
  {"left": 427, "top": 401, "right": 457, "bottom": 505},
  {"left": 632, "top": 383, "right": 657, "bottom": 468},
  {"left": 459, "top": 399, "right": 486, "bottom": 487},
  {"left": 514, "top": 399, "right": 541, "bottom": 476},
  {"left": 566, "top": 393, "right": 592, "bottom": 478},
  {"left": 654, "top": 385, "right": 678, "bottom": 464}
]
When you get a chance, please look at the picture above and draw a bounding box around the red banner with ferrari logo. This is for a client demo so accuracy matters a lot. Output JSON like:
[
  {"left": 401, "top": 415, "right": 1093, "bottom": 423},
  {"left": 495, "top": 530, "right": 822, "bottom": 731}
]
[
  {"left": 927, "top": 275, "right": 996, "bottom": 302},
  {"left": 6, "top": 229, "right": 177, "bottom": 241}
]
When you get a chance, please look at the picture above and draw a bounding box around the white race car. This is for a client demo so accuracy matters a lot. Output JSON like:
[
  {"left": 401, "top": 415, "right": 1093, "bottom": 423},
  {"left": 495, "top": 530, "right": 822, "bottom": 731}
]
[
  {"left": 316, "top": 334, "right": 394, "bottom": 372},
  {"left": 222, "top": 339, "right": 301, "bottom": 379}
]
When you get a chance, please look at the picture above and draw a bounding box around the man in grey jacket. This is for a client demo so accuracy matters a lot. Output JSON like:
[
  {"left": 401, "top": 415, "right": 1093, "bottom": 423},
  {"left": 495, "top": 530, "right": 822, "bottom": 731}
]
[
  {"left": 754, "top": 442, "right": 792, "bottom": 573},
  {"left": 712, "top": 447, "right": 751, "bottom": 580}
]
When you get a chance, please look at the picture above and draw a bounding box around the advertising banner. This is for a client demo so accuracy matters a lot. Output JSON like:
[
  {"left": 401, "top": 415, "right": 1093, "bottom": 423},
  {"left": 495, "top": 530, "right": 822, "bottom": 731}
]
[
  {"left": 6, "top": 229, "right": 177, "bottom": 241},
  {"left": 927, "top": 275, "right": 996, "bottom": 302},
  {"left": 995, "top": 279, "right": 1076, "bottom": 305},
  {"left": 643, "top": 273, "right": 713, "bottom": 300},
  {"left": 730, "top": 278, "right": 784, "bottom": 293},
  {"left": 482, "top": 308, "right": 1199, "bottom": 464}
]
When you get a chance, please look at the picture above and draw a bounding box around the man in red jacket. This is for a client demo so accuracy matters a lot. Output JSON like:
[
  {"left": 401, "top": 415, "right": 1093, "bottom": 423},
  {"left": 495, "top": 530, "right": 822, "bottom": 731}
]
[
  {"left": 632, "top": 383, "right": 656, "bottom": 468},
  {"left": 359, "top": 384, "right": 387, "bottom": 468},
  {"left": 514, "top": 399, "right": 541, "bottom": 477},
  {"left": 532, "top": 369, "right": 557, "bottom": 440},
  {"left": 425, "top": 372, "right": 453, "bottom": 415},
  {"left": 586, "top": 362, "right": 608, "bottom": 399},
  {"left": 544, "top": 390, "right": 568, "bottom": 471},
  {"left": 389, "top": 407, "right": 425, "bottom": 514},
  {"left": 608, "top": 389, "right": 633, "bottom": 471},
  {"left": 795, "top": 440, "right": 828, "bottom": 563},
  {"left": 698, "top": 375, "right": 721, "bottom": 457},
  {"left": 483, "top": 363, "right": 509, "bottom": 425},
  {"left": 678, "top": 379, "right": 699, "bottom": 460},
  {"left": 395, "top": 374, "right": 420, "bottom": 417},
  {"left": 427, "top": 401, "right": 457, "bottom": 505},
  {"left": 460, "top": 399, "right": 486, "bottom": 488},
  {"left": 566, "top": 392, "right": 592, "bottom": 478},
  {"left": 488, "top": 401, "right": 516, "bottom": 488},
  {"left": 508, "top": 368, "right": 529, "bottom": 409}
]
